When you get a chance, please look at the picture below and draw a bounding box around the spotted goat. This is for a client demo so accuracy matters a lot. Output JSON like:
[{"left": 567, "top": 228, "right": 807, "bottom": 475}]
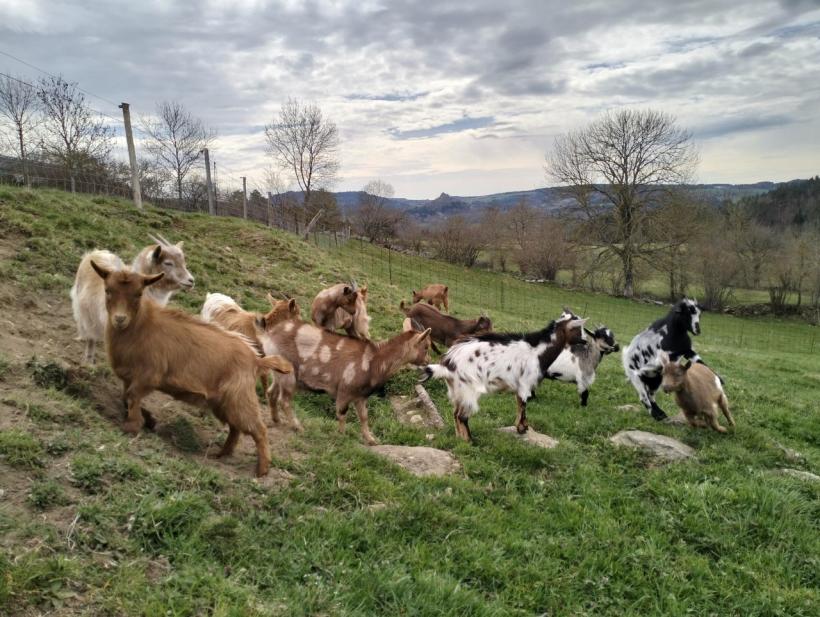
[
  {"left": 622, "top": 298, "right": 709, "bottom": 420},
  {"left": 423, "top": 312, "right": 587, "bottom": 441},
  {"left": 545, "top": 325, "right": 619, "bottom": 406},
  {"left": 265, "top": 299, "right": 431, "bottom": 445}
]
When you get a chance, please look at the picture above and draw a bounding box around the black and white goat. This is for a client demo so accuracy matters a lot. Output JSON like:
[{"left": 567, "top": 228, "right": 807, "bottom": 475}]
[
  {"left": 622, "top": 298, "right": 706, "bottom": 421},
  {"left": 422, "top": 312, "right": 587, "bottom": 441},
  {"left": 545, "top": 326, "right": 619, "bottom": 406}
]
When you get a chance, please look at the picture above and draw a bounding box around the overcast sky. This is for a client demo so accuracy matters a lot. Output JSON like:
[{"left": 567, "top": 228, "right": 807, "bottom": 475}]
[{"left": 1, "top": 0, "right": 819, "bottom": 198}]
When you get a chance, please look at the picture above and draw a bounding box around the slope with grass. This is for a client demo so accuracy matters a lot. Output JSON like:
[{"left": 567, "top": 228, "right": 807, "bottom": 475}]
[{"left": 0, "top": 187, "right": 818, "bottom": 616}]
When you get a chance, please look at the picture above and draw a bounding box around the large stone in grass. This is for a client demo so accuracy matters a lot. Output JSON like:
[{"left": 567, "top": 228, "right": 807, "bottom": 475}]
[
  {"left": 370, "top": 445, "right": 460, "bottom": 477},
  {"left": 778, "top": 468, "right": 820, "bottom": 483},
  {"left": 610, "top": 430, "right": 694, "bottom": 462},
  {"left": 497, "top": 426, "right": 559, "bottom": 449}
]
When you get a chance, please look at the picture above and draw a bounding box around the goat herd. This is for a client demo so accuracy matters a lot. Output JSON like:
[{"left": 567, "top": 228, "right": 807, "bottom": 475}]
[{"left": 69, "top": 235, "right": 734, "bottom": 477}]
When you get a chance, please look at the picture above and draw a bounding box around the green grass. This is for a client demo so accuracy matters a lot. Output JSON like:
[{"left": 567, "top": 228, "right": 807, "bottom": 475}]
[{"left": 0, "top": 186, "right": 818, "bottom": 616}]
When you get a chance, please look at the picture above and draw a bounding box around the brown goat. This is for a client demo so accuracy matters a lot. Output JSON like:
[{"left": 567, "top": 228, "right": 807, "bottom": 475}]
[
  {"left": 311, "top": 283, "right": 371, "bottom": 339},
  {"left": 91, "top": 263, "right": 292, "bottom": 477},
  {"left": 412, "top": 284, "right": 449, "bottom": 312},
  {"left": 661, "top": 354, "right": 734, "bottom": 433},
  {"left": 266, "top": 301, "right": 431, "bottom": 444},
  {"left": 200, "top": 292, "right": 302, "bottom": 431},
  {"left": 400, "top": 301, "right": 491, "bottom": 349}
]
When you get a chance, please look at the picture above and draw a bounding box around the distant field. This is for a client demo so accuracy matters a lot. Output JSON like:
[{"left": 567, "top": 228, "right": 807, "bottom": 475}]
[{"left": 0, "top": 187, "right": 818, "bottom": 616}]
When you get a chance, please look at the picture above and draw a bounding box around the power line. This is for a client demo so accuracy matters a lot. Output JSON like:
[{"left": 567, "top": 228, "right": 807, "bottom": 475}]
[{"left": 0, "top": 48, "right": 121, "bottom": 108}]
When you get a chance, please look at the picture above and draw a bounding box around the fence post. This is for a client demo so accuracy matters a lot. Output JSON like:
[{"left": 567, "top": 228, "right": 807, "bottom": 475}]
[
  {"left": 241, "top": 176, "right": 248, "bottom": 219},
  {"left": 118, "top": 102, "right": 143, "bottom": 210},
  {"left": 388, "top": 246, "right": 393, "bottom": 285},
  {"left": 738, "top": 321, "right": 744, "bottom": 348},
  {"left": 201, "top": 148, "right": 215, "bottom": 215},
  {"left": 500, "top": 279, "right": 505, "bottom": 310}
]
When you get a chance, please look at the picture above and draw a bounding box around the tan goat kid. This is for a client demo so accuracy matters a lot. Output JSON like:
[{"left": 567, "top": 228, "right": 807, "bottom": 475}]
[
  {"left": 412, "top": 283, "right": 449, "bottom": 312},
  {"left": 91, "top": 263, "right": 292, "bottom": 477},
  {"left": 71, "top": 234, "right": 194, "bottom": 364},
  {"left": 267, "top": 299, "right": 431, "bottom": 444},
  {"left": 661, "top": 353, "right": 735, "bottom": 433},
  {"left": 200, "top": 292, "right": 302, "bottom": 431},
  {"left": 311, "top": 283, "right": 371, "bottom": 339}
]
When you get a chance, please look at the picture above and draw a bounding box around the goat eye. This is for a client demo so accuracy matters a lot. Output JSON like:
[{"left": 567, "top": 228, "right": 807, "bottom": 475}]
[{"left": 163, "top": 261, "right": 173, "bottom": 267}]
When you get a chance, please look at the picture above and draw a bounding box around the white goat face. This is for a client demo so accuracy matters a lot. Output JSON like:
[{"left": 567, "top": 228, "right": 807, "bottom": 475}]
[
  {"left": 682, "top": 298, "right": 702, "bottom": 336},
  {"left": 153, "top": 242, "right": 194, "bottom": 290}
]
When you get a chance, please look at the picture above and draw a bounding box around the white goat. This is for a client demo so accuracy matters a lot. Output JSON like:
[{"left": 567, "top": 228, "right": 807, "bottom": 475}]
[
  {"left": 70, "top": 234, "right": 194, "bottom": 364},
  {"left": 545, "top": 326, "right": 619, "bottom": 406}
]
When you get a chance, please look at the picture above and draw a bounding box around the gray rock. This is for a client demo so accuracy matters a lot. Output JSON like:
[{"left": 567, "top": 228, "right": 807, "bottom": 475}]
[
  {"left": 497, "top": 426, "right": 559, "bottom": 449},
  {"left": 778, "top": 468, "right": 820, "bottom": 482},
  {"left": 389, "top": 384, "right": 445, "bottom": 429},
  {"left": 610, "top": 430, "right": 695, "bottom": 461},
  {"left": 615, "top": 404, "right": 640, "bottom": 412},
  {"left": 663, "top": 412, "right": 690, "bottom": 426},
  {"left": 369, "top": 445, "right": 461, "bottom": 477}
]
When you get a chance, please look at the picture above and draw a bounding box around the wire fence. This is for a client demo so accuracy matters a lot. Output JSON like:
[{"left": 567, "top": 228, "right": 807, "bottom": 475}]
[{"left": 311, "top": 234, "right": 819, "bottom": 356}]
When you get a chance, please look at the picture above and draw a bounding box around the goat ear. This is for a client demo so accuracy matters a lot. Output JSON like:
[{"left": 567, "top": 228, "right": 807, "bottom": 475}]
[
  {"left": 287, "top": 298, "right": 298, "bottom": 314},
  {"left": 343, "top": 286, "right": 352, "bottom": 295},
  {"left": 416, "top": 328, "right": 432, "bottom": 342},
  {"left": 152, "top": 245, "right": 163, "bottom": 262},
  {"left": 90, "top": 259, "right": 111, "bottom": 280},
  {"left": 682, "top": 359, "right": 692, "bottom": 371},
  {"left": 360, "top": 286, "right": 368, "bottom": 298},
  {"left": 176, "top": 241, "right": 184, "bottom": 249},
  {"left": 402, "top": 318, "right": 413, "bottom": 332},
  {"left": 142, "top": 272, "right": 165, "bottom": 287},
  {"left": 266, "top": 292, "right": 277, "bottom": 307},
  {"left": 255, "top": 315, "right": 266, "bottom": 330}
]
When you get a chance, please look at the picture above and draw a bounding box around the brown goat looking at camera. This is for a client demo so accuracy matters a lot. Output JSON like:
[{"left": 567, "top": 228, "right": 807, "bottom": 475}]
[
  {"left": 91, "top": 263, "right": 292, "bottom": 477},
  {"left": 412, "top": 284, "right": 449, "bottom": 312},
  {"left": 661, "top": 353, "right": 734, "bottom": 433},
  {"left": 311, "top": 282, "right": 371, "bottom": 339},
  {"left": 265, "top": 299, "right": 431, "bottom": 445},
  {"left": 200, "top": 292, "right": 302, "bottom": 431}
]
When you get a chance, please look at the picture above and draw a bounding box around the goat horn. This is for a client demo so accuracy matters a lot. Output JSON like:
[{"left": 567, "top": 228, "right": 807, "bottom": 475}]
[
  {"left": 157, "top": 233, "right": 173, "bottom": 246},
  {"left": 147, "top": 233, "right": 165, "bottom": 247},
  {"left": 412, "top": 318, "right": 424, "bottom": 332}
]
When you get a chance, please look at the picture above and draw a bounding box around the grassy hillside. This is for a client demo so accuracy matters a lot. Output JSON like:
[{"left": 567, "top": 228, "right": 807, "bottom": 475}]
[{"left": 0, "top": 187, "right": 818, "bottom": 616}]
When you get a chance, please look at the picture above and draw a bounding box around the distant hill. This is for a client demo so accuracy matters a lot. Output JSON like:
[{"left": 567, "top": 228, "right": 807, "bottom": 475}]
[
  {"left": 282, "top": 180, "right": 800, "bottom": 222},
  {"left": 735, "top": 176, "right": 820, "bottom": 228}
]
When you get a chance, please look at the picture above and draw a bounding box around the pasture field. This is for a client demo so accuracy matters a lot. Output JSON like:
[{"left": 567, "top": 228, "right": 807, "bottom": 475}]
[{"left": 0, "top": 186, "right": 818, "bottom": 616}]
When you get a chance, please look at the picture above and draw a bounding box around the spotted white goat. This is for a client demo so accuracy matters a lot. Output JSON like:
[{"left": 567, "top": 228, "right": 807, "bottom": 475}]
[
  {"left": 622, "top": 298, "right": 707, "bottom": 420},
  {"left": 545, "top": 326, "right": 619, "bottom": 406},
  {"left": 70, "top": 234, "right": 194, "bottom": 364},
  {"left": 423, "top": 312, "right": 587, "bottom": 441}
]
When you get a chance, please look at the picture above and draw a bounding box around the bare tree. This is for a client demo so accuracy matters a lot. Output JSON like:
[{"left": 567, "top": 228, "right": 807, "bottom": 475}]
[
  {"left": 0, "top": 74, "right": 40, "bottom": 187},
  {"left": 265, "top": 98, "right": 339, "bottom": 208},
  {"left": 37, "top": 76, "right": 113, "bottom": 189},
  {"left": 431, "top": 215, "right": 487, "bottom": 267},
  {"left": 141, "top": 101, "right": 214, "bottom": 202},
  {"left": 351, "top": 179, "right": 404, "bottom": 244},
  {"left": 547, "top": 108, "right": 698, "bottom": 297}
]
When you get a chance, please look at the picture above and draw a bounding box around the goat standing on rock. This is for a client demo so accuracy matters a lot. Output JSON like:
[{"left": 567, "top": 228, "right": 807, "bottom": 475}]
[
  {"left": 622, "top": 298, "right": 711, "bottom": 421},
  {"left": 423, "top": 312, "right": 587, "bottom": 441}
]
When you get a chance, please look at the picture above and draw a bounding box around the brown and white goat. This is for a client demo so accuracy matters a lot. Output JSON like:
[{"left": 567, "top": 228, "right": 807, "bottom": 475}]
[
  {"left": 91, "top": 263, "right": 291, "bottom": 477},
  {"left": 412, "top": 284, "right": 449, "bottom": 312},
  {"left": 661, "top": 353, "right": 734, "bottom": 433},
  {"left": 200, "top": 292, "right": 302, "bottom": 431},
  {"left": 311, "top": 282, "right": 371, "bottom": 339},
  {"left": 266, "top": 300, "right": 431, "bottom": 445},
  {"left": 400, "top": 301, "right": 491, "bottom": 350},
  {"left": 423, "top": 312, "right": 587, "bottom": 441},
  {"left": 71, "top": 234, "right": 194, "bottom": 364}
]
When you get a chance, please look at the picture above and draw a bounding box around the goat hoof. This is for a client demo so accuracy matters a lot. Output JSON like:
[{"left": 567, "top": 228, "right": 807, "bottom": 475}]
[
  {"left": 516, "top": 424, "right": 528, "bottom": 434},
  {"left": 122, "top": 420, "right": 142, "bottom": 435}
]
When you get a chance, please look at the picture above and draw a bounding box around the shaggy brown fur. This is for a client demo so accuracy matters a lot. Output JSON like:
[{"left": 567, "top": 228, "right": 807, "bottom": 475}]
[
  {"left": 661, "top": 355, "right": 734, "bottom": 433},
  {"left": 91, "top": 263, "right": 291, "bottom": 477},
  {"left": 311, "top": 283, "right": 371, "bottom": 339},
  {"left": 200, "top": 293, "right": 302, "bottom": 431},
  {"left": 400, "top": 301, "right": 491, "bottom": 348},
  {"left": 412, "top": 284, "right": 449, "bottom": 312},
  {"left": 266, "top": 302, "right": 431, "bottom": 444}
]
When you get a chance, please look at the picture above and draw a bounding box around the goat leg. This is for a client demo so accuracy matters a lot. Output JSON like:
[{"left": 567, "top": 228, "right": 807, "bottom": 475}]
[
  {"left": 354, "top": 399, "right": 378, "bottom": 445},
  {"left": 515, "top": 395, "right": 529, "bottom": 434},
  {"left": 718, "top": 394, "right": 735, "bottom": 427},
  {"left": 122, "top": 387, "right": 149, "bottom": 434},
  {"left": 210, "top": 426, "right": 240, "bottom": 458}
]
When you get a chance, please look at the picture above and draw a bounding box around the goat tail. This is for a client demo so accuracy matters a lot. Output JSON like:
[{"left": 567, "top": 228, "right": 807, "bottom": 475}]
[
  {"left": 257, "top": 355, "right": 293, "bottom": 375},
  {"left": 420, "top": 363, "right": 450, "bottom": 383},
  {"left": 399, "top": 300, "right": 408, "bottom": 313}
]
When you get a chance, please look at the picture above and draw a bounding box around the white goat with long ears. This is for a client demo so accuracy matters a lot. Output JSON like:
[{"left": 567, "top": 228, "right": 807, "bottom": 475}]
[
  {"left": 423, "top": 312, "right": 587, "bottom": 441},
  {"left": 70, "top": 233, "right": 194, "bottom": 364}
]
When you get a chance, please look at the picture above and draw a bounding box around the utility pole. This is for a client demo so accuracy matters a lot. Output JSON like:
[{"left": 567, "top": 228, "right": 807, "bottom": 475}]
[
  {"left": 202, "top": 148, "right": 215, "bottom": 215},
  {"left": 118, "top": 103, "right": 142, "bottom": 209},
  {"left": 241, "top": 176, "right": 248, "bottom": 219}
]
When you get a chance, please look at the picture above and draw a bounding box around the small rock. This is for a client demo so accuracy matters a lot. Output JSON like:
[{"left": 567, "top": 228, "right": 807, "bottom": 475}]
[
  {"left": 610, "top": 430, "right": 694, "bottom": 462},
  {"left": 369, "top": 445, "right": 460, "bottom": 477},
  {"left": 663, "top": 412, "right": 690, "bottom": 426},
  {"left": 778, "top": 468, "right": 820, "bottom": 482},
  {"left": 409, "top": 414, "right": 423, "bottom": 425},
  {"left": 0, "top": 488, "right": 5, "bottom": 499},
  {"left": 777, "top": 444, "right": 804, "bottom": 462},
  {"left": 366, "top": 502, "right": 388, "bottom": 512},
  {"left": 425, "top": 433, "right": 435, "bottom": 441},
  {"left": 497, "top": 426, "right": 559, "bottom": 449},
  {"left": 616, "top": 404, "right": 639, "bottom": 412}
]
